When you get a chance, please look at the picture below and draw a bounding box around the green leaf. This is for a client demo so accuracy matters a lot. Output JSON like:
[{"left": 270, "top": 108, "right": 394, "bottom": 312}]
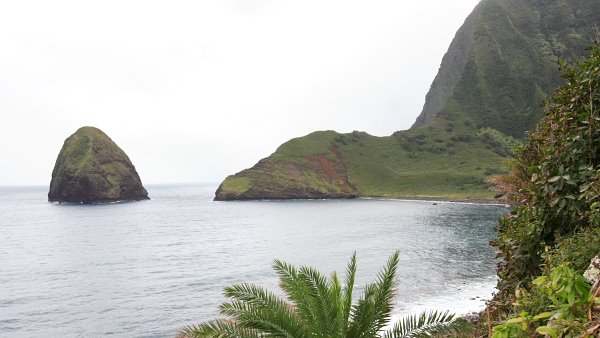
[
  {"left": 383, "top": 311, "right": 472, "bottom": 338},
  {"left": 567, "top": 291, "right": 575, "bottom": 305},
  {"left": 536, "top": 326, "right": 557, "bottom": 338},
  {"left": 506, "top": 317, "right": 524, "bottom": 324},
  {"left": 533, "top": 312, "right": 553, "bottom": 320}
]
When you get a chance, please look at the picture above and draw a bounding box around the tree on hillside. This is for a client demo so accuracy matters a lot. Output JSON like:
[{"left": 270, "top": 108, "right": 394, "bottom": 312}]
[{"left": 179, "top": 251, "right": 471, "bottom": 338}]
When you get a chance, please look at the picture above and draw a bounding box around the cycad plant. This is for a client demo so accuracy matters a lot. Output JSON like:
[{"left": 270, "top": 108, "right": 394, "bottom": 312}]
[{"left": 179, "top": 251, "right": 471, "bottom": 337}]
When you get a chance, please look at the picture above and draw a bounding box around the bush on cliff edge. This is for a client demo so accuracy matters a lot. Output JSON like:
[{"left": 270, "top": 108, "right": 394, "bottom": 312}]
[{"left": 489, "top": 44, "right": 600, "bottom": 334}]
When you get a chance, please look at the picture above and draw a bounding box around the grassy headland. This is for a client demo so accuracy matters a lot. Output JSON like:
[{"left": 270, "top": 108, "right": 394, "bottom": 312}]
[{"left": 215, "top": 0, "right": 599, "bottom": 201}]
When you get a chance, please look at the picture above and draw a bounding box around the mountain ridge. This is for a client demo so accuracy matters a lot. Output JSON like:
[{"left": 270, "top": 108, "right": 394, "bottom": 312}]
[{"left": 215, "top": 0, "right": 599, "bottom": 201}]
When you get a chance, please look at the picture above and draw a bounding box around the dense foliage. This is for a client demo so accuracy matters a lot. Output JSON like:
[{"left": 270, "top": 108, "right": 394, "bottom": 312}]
[
  {"left": 490, "top": 44, "right": 600, "bottom": 336},
  {"left": 179, "top": 252, "right": 471, "bottom": 338},
  {"left": 492, "top": 263, "right": 597, "bottom": 337}
]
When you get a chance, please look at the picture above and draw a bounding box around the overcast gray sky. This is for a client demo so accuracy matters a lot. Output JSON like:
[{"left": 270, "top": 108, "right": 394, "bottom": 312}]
[{"left": 0, "top": 0, "right": 480, "bottom": 186}]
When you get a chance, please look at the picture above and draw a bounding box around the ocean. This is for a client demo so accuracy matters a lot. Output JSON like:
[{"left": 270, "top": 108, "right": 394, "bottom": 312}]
[{"left": 0, "top": 184, "right": 507, "bottom": 337}]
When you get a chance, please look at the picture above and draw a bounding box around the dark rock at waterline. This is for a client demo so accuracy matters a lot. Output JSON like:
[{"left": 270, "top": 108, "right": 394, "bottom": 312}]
[
  {"left": 48, "top": 126, "right": 149, "bottom": 203},
  {"left": 461, "top": 312, "right": 481, "bottom": 324}
]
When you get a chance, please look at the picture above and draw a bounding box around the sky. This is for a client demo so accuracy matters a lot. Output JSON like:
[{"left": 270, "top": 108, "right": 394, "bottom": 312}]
[{"left": 0, "top": 0, "right": 481, "bottom": 186}]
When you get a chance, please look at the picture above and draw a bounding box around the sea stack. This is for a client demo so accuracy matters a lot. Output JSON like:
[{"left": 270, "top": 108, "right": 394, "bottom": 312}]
[{"left": 48, "top": 126, "right": 149, "bottom": 203}]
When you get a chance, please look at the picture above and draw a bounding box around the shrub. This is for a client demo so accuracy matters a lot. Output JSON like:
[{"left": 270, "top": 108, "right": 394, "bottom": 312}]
[
  {"left": 490, "top": 44, "right": 600, "bottom": 320},
  {"left": 543, "top": 226, "right": 600, "bottom": 274},
  {"left": 492, "top": 264, "right": 595, "bottom": 338}
]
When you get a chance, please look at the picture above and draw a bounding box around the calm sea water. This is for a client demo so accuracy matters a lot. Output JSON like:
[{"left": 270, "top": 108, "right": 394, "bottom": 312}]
[{"left": 0, "top": 184, "right": 507, "bottom": 337}]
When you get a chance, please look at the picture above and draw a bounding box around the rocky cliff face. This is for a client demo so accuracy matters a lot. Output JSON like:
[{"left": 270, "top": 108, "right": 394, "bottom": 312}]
[
  {"left": 48, "top": 126, "right": 149, "bottom": 203},
  {"left": 412, "top": 0, "right": 600, "bottom": 137},
  {"left": 411, "top": 1, "right": 482, "bottom": 129}
]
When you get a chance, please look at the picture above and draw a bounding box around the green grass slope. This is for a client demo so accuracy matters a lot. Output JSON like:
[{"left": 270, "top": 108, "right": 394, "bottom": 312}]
[
  {"left": 215, "top": 0, "right": 599, "bottom": 201},
  {"left": 216, "top": 123, "right": 515, "bottom": 200},
  {"left": 215, "top": 131, "right": 360, "bottom": 200}
]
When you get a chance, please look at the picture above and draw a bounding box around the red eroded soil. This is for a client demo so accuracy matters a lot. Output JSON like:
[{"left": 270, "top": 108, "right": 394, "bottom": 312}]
[
  {"left": 306, "top": 155, "right": 339, "bottom": 182},
  {"left": 285, "top": 164, "right": 304, "bottom": 181}
]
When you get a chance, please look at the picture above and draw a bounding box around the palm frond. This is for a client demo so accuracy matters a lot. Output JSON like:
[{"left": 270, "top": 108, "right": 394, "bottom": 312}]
[
  {"left": 330, "top": 271, "right": 344, "bottom": 336},
  {"left": 223, "top": 283, "right": 284, "bottom": 308},
  {"left": 383, "top": 310, "right": 472, "bottom": 338},
  {"left": 347, "top": 284, "right": 377, "bottom": 338},
  {"left": 341, "top": 252, "right": 357, "bottom": 336},
  {"left": 348, "top": 251, "right": 400, "bottom": 337},
  {"left": 297, "top": 265, "right": 339, "bottom": 335},
  {"left": 273, "top": 259, "right": 320, "bottom": 332},
  {"left": 181, "top": 252, "right": 468, "bottom": 338},
  {"left": 178, "top": 319, "right": 261, "bottom": 338},
  {"left": 221, "top": 283, "right": 309, "bottom": 338},
  {"left": 219, "top": 300, "right": 307, "bottom": 337},
  {"left": 370, "top": 251, "right": 400, "bottom": 329}
]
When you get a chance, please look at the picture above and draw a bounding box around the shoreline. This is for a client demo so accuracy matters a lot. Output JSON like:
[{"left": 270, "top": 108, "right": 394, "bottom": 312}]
[
  {"left": 359, "top": 196, "right": 511, "bottom": 206},
  {"left": 386, "top": 275, "right": 498, "bottom": 329},
  {"left": 217, "top": 195, "right": 512, "bottom": 206}
]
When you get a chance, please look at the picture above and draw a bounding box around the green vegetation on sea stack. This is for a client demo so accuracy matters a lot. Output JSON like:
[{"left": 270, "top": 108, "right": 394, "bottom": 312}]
[
  {"left": 48, "top": 126, "right": 149, "bottom": 203},
  {"left": 216, "top": 0, "right": 599, "bottom": 201}
]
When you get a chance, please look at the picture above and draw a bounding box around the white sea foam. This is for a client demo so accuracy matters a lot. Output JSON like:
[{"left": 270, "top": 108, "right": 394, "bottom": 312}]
[{"left": 388, "top": 275, "right": 498, "bottom": 328}]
